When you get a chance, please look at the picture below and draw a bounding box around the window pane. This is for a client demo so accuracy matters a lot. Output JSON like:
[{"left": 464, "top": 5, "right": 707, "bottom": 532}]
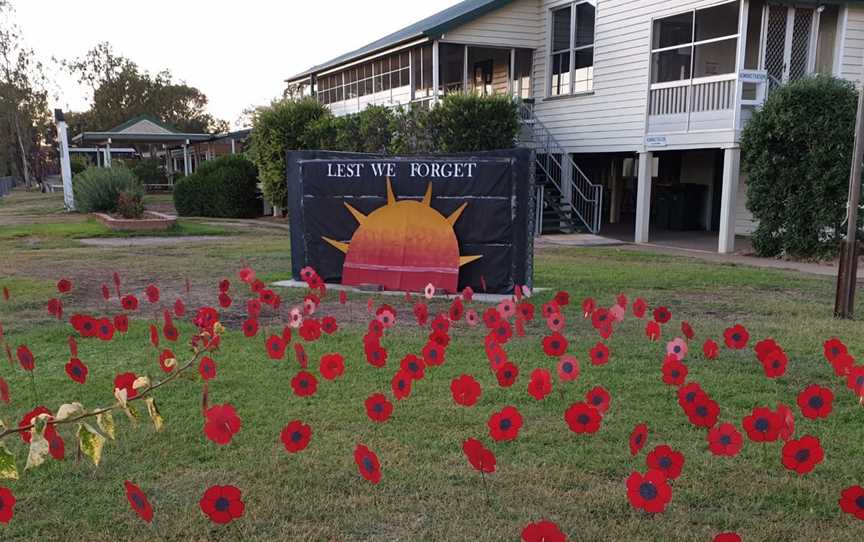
[
  {"left": 551, "top": 51, "right": 570, "bottom": 95},
  {"left": 574, "top": 3, "right": 595, "bottom": 48},
  {"left": 693, "top": 38, "right": 736, "bottom": 77},
  {"left": 695, "top": 1, "right": 739, "bottom": 42},
  {"left": 652, "top": 46, "right": 692, "bottom": 83},
  {"left": 400, "top": 67, "right": 410, "bottom": 87},
  {"left": 382, "top": 70, "right": 391, "bottom": 91},
  {"left": 653, "top": 12, "right": 693, "bottom": 49},
  {"left": 422, "top": 45, "right": 433, "bottom": 90},
  {"left": 552, "top": 6, "right": 572, "bottom": 52},
  {"left": 574, "top": 47, "right": 593, "bottom": 92}
]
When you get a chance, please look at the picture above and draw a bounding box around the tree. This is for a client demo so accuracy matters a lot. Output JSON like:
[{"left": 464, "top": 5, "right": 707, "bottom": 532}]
[
  {"left": 0, "top": 0, "right": 53, "bottom": 188},
  {"left": 64, "top": 42, "right": 227, "bottom": 134},
  {"left": 740, "top": 76, "right": 862, "bottom": 259}
]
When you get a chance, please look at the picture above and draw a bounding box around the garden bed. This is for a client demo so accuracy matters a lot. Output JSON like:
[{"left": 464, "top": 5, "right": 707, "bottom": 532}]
[{"left": 93, "top": 211, "right": 176, "bottom": 231}]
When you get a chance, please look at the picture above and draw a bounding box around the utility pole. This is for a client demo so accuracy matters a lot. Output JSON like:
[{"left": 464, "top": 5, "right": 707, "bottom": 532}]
[{"left": 834, "top": 74, "right": 864, "bottom": 318}]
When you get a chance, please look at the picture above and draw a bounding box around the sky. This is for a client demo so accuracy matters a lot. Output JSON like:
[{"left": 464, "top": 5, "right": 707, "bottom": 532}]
[{"left": 11, "top": 0, "right": 462, "bottom": 128}]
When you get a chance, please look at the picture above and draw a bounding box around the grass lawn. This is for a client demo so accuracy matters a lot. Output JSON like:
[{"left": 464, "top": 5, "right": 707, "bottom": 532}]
[{"left": 0, "top": 190, "right": 862, "bottom": 541}]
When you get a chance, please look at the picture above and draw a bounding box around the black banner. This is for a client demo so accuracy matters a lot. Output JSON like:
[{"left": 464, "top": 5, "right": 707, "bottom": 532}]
[{"left": 287, "top": 149, "right": 533, "bottom": 294}]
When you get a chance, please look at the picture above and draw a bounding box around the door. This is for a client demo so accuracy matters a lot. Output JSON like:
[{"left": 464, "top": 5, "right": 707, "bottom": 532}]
[
  {"left": 762, "top": 5, "right": 817, "bottom": 88},
  {"left": 473, "top": 60, "right": 493, "bottom": 96}
]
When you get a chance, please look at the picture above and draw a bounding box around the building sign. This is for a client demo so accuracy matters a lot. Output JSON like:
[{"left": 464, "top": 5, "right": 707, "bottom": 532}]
[{"left": 287, "top": 149, "right": 533, "bottom": 294}]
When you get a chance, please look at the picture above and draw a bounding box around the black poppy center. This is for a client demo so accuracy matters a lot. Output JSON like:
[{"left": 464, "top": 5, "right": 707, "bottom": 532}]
[
  {"left": 696, "top": 406, "right": 708, "bottom": 417},
  {"left": 551, "top": 341, "right": 560, "bottom": 350},
  {"left": 794, "top": 449, "right": 810, "bottom": 462},
  {"left": 856, "top": 376, "right": 864, "bottom": 387},
  {"left": 503, "top": 370, "right": 512, "bottom": 379},
  {"left": 428, "top": 350, "right": 438, "bottom": 359},
  {"left": 563, "top": 363, "right": 573, "bottom": 373},
  {"left": 591, "top": 396, "right": 602, "bottom": 405},
  {"left": 299, "top": 380, "right": 308, "bottom": 388},
  {"left": 577, "top": 414, "right": 590, "bottom": 425},
  {"left": 671, "top": 370, "right": 680, "bottom": 378},
  {"left": 830, "top": 347, "right": 839, "bottom": 356},
  {"left": 754, "top": 418, "right": 769, "bottom": 432},
  {"left": 131, "top": 493, "right": 145, "bottom": 509},
  {"left": 720, "top": 435, "right": 732, "bottom": 445},
  {"left": 673, "top": 346, "right": 681, "bottom": 353},
  {"left": 856, "top": 496, "right": 864, "bottom": 509},
  {"left": 732, "top": 333, "right": 741, "bottom": 342},
  {"left": 634, "top": 434, "right": 643, "bottom": 444},
  {"left": 372, "top": 403, "right": 383, "bottom": 413},
  {"left": 658, "top": 457, "right": 672, "bottom": 469},
  {"left": 72, "top": 366, "right": 82, "bottom": 376},
  {"left": 684, "top": 392, "right": 696, "bottom": 403},
  {"left": 291, "top": 431, "right": 303, "bottom": 443},
  {"left": 500, "top": 418, "right": 512, "bottom": 431},
  {"left": 808, "top": 396, "right": 824, "bottom": 409},
  {"left": 398, "top": 380, "right": 405, "bottom": 390},
  {"left": 362, "top": 457, "right": 375, "bottom": 473},
  {"left": 408, "top": 362, "right": 419, "bottom": 372},
  {"left": 214, "top": 497, "right": 230, "bottom": 512},
  {"left": 639, "top": 482, "right": 657, "bottom": 501}
]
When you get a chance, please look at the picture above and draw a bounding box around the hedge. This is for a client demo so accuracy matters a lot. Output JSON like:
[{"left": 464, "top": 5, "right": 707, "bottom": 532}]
[
  {"left": 173, "top": 155, "right": 261, "bottom": 218},
  {"left": 73, "top": 166, "right": 143, "bottom": 213}
]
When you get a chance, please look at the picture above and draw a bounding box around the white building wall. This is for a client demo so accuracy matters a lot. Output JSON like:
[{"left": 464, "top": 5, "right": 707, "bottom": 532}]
[
  {"left": 734, "top": 172, "right": 755, "bottom": 235},
  {"left": 441, "top": 0, "right": 542, "bottom": 48},
  {"left": 840, "top": 4, "right": 864, "bottom": 84}
]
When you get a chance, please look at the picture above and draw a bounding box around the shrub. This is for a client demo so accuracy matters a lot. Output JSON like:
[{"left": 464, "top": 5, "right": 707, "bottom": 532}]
[
  {"left": 249, "top": 98, "right": 329, "bottom": 212},
  {"left": 130, "top": 159, "right": 167, "bottom": 185},
  {"left": 389, "top": 104, "right": 434, "bottom": 154},
  {"left": 73, "top": 166, "right": 143, "bottom": 213},
  {"left": 70, "top": 155, "right": 88, "bottom": 176},
  {"left": 741, "top": 75, "right": 862, "bottom": 259},
  {"left": 116, "top": 191, "right": 145, "bottom": 219},
  {"left": 427, "top": 93, "right": 520, "bottom": 152},
  {"left": 173, "top": 155, "right": 260, "bottom": 218}
]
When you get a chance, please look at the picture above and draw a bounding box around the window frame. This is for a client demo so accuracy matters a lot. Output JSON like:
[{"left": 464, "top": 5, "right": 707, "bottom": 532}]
[
  {"left": 649, "top": 0, "right": 741, "bottom": 88},
  {"left": 547, "top": 0, "right": 596, "bottom": 98}
]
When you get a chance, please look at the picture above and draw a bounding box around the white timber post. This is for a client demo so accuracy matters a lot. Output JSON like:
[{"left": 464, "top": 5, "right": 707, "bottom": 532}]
[
  {"left": 718, "top": 146, "right": 741, "bottom": 254},
  {"left": 105, "top": 138, "right": 112, "bottom": 167},
  {"left": 230, "top": 138, "right": 236, "bottom": 155},
  {"left": 463, "top": 45, "right": 469, "bottom": 92},
  {"left": 54, "top": 109, "right": 75, "bottom": 211},
  {"left": 432, "top": 40, "right": 440, "bottom": 103},
  {"left": 183, "top": 140, "right": 190, "bottom": 176},
  {"left": 635, "top": 151, "right": 653, "bottom": 243},
  {"left": 510, "top": 48, "right": 517, "bottom": 96}
]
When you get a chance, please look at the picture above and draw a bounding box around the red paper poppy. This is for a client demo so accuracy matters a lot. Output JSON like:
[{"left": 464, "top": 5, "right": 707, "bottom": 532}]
[
  {"left": 632, "top": 298, "right": 647, "bottom": 318},
  {"left": 204, "top": 404, "right": 241, "bottom": 445},
  {"left": 590, "top": 307, "right": 611, "bottom": 330},
  {"left": 646, "top": 444, "right": 685, "bottom": 480},
  {"left": 124, "top": 480, "right": 153, "bottom": 523},
  {"left": 517, "top": 302, "right": 535, "bottom": 321},
  {"left": 114, "top": 372, "right": 138, "bottom": 400},
  {"left": 482, "top": 307, "right": 501, "bottom": 329},
  {"left": 781, "top": 434, "right": 824, "bottom": 475},
  {"left": 121, "top": 294, "right": 139, "bottom": 311},
  {"left": 368, "top": 319, "right": 385, "bottom": 338},
  {"left": 564, "top": 402, "right": 602, "bottom": 434},
  {"left": 661, "top": 358, "right": 688, "bottom": 386},
  {"left": 839, "top": 485, "right": 864, "bottom": 520},
  {"left": 761, "top": 348, "right": 788, "bottom": 379},
  {"left": 776, "top": 403, "right": 795, "bottom": 441},
  {"left": 172, "top": 297, "right": 185, "bottom": 317},
  {"left": 491, "top": 320, "right": 512, "bottom": 344},
  {"left": 156, "top": 349, "right": 175, "bottom": 373},
  {"left": 291, "top": 370, "right": 318, "bottom": 397},
  {"left": 723, "top": 324, "right": 749, "bottom": 349},
  {"left": 449, "top": 298, "right": 464, "bottom": 322},
  {"left": 57, "top": 278, "right": 72, "bottom": 293},
  {"left": 321, "top": 316, "right": 338, "bottom": 335},
  {"left": 430, "top": 329, "right": 451, "bottom": 348},
  {"left": 162, "top": 322, "right": 178, "bottom": 342},
  {"left": 421, "top": 341, "right": 444, "bottom": 367},
  {"left": 0, "top": 486, "right": 16, "bottom": 524},
  {"left": 112, "top": 314, "right": 128, "bottom": 334},
  {"left": 365, "top": 393, "right": 393, "bottom": 422},
  {"left": 299, "top": 318, "right": 322, "bottom": 342},
  {"left": 652, "top": 306, "right": 672, "bottom": 325},
  {"left": 145, "top": 285, "right": 160, "bottom": 304},
  {"left": 265, "top": 335, "right": 286, "bottom": 360},
  {"left": 823, "top": 337, "right": 847, "bottom": 363},
  {"left": 584, "top": 386, "right": 611, "bottom": 414},
  {"left": 218, "top": 293, "right": 233, "bottom": 308},
  {"left": 629, "top": 423, "right": 649, "bottom": 456},
  {"left": 259, "top": 288, "right": 276, "bottom": 305},
  {"left": 702, "top": 338, "right": 719, "bottom": 360},
  {"left": 830, "top": 353, "right": 855, "bottom": 377},
  {"left": 239, "top": 266, "right": 256, "bottom": 283},
  {"left": 65, "top": 357, "right": 88, "bottom": 384},
  {"left": 48, "top": 425, "right": 65, "bottom": 460},
  {"left": 713, "top": 533, "right": 742, "bottom": 542},
  {"left": 462, "top": 438, "right": 496, "bottom": 473},
  {"left": 626, "top": 469, "right": 672, "bottom": 514},
  {"left": 847, "top": 366, "right": 864, "bottom": 397},
  {"left": 354, "top": 444, "right": 382, "bottom": 484},
  {"left": 742, "top": 406, "right": 781, "bottom": 442},
  {"left": 528, "top": 368, "right": 553, "bottom": 401},
  {"left": 557, "top": 355, "right": 580, "bottom": 382},
  {"left": 391, "top": 369, "right": 413, "bottom": 400},
  {"left": 589, "top": 342, "right": 610, "bottom": 366},
  {"left": 685, "top": 396, "right": 720, "bottom": 428},
  {"left": 681, "top": 321, "right": 694, "bottom": 340},
  {"left": 496, "top": 362, "right": 519, "bottom": 388},
  {"left": 18, "top": 406, "right": 51, "bottom": 443},
  {"left": 293, "top": 343, "right": 308, "bottom": 370},
  {"left": 147, "top": 324, "right": 159, "bottom": 348},
  {"left": 450, "top": 374, "right": 481, "bottom": 407},
  {"left": 488, "top": 406, "right": 523, "bottom": 442},
  {"left": 16, "top": 345, "right": 34, "bottom": 371},
  {"left": 94, "top": 318, "right": 115, "bottom": 342},
  {"left": 553, "top": 290, "right": 570, "bottom": 306},
  {"left": 0, "top": 378, "right": 8, "bottom": 404},
  {"left": 706, "top": 422, "right": 743, "bottom": 456},
  {"left": 486, "top": 340, "right": 507, "bottom": 372},
  {"left": 797, "top": 384, "right": 834, "bottom": 419},
  {"left": 47, "top": 298, "right": 63, "bottom": 319},
  {"left": 413, "top": 302, "right": 429, "bottom": 326},
  {"left": 365, "top": 341, "right": 388, "bottom": 368},
  {"left": 319, "top": 353, "right": 345, "bottom": 380},
  {"left": 581, "top": 297, "right": 595, "bottom": 318},
  {"left": 645, "top": 320, "right": 661, "bottom": 341},
  {"left": 398, "top": 354, "right": 424, "bottom": 381},
  {"left": 676, "top": 382, "right": 706, "bottom": 411},
  {"left": 200, "top": 485, "right": 245, "bottom": 524},
  {"left": 521, "top": 520, "right": 567, "bottom": 542},
  {"left": 241, "top": 318, "right": 258, "bottom": 338},
  {"left": 2, "top": 286, "right": 8, "bottom": 301},
  {"left": 280, "top": 419, "right": 312, "bottom": 453},
  {"left": 542, "top": 332, "right": 568, "bottom": 357},
  {"left": 199, "top": 356, "right": 217, "bottom": 381}
]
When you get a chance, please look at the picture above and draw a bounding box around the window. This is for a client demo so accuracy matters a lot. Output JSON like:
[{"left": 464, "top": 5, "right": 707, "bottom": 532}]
[
  {"left": 549, "top": 1, "right": 595, "bottom": 97},
  {"left": 315, "top": 50, "right": 412, "bottom": 106},
  {"left": 651, "top": 1, "right": 740, "bottom": 84}
]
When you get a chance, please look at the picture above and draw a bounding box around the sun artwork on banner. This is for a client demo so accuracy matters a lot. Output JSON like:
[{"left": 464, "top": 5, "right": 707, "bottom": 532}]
[{"left": 322, "top": 178, "right": 480, "bottom": 293}]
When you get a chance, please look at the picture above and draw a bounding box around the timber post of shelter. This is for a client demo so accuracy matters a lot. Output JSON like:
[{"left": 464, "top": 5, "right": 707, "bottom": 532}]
[{"left": 54, "top": 109, "right": 75, "bottom": 211}]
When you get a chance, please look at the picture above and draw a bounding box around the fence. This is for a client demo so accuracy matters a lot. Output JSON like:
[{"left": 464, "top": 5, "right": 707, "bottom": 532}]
[{"left": 0, "top": 176, "right": 15, "bottom": 198}]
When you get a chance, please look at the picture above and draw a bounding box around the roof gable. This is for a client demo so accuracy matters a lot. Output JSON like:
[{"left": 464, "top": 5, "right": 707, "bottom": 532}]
[{"left": 108, "top": 115, "right": 180, "bottom": 135}]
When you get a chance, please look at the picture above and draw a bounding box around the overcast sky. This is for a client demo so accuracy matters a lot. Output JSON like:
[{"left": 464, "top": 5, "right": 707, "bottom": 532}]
[{"left": 12, "top": 0, "right": 462, "bottom": 128}]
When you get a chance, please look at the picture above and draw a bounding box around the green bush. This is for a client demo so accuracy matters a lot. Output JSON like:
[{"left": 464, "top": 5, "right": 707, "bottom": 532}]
[
  {"left": 389, "top": 104, "right": 434, "bottom": 154},
  {"left": 249, "top": 98, "right": 329, "bottom": 211},
  {"left": 427, "top": 93, "right": 520, "bottom": 152},
  {"left": 73, "top": 166, "right": 143, "bottom": 213},
  {"left": 116, "top": 191, "right": 144, "bottom": 219},
  {"left": 741, "top": 75, "right": 862, "bottom": 259},
  {"left": 173, "top": 155, "right": 260, "bottom": 218},
  {"left": 130, "top": 158, "right": 167, "bottom": 185},
  {"left": 70, "top": 155, "right": 88, "bottom": 176}
]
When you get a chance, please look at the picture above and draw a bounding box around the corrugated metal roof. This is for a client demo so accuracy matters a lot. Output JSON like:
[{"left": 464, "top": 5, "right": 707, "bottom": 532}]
[{"left": 285, "top": 0, "right": 513, "bottom": 82}]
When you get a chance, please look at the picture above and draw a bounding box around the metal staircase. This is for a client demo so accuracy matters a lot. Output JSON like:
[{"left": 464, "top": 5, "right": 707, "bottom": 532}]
[{"left": 518, "top": 100, "right": 603, "bottom": 235}]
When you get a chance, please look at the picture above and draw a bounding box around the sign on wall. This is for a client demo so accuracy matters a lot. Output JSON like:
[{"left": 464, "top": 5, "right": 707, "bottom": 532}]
[{"left": 287, "top": 149, "right": 533, "bottom": 295}]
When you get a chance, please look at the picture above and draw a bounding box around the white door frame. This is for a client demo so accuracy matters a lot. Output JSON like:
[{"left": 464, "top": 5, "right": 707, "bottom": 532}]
[{"left": 759, "top": 3, "right": 820, "bottom": 83}]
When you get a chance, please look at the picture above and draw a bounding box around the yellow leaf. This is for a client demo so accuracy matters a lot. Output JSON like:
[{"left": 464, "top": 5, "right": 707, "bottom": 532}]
[
  {"left": 132, "top": 376, "right": 151, "bottom": 390},
  {"left": 77, "top": 422, "right": 105, "bottom": 466},
  {"left": 55, "top": 402, "right": 85, "bottom": 421},
  {"left": 25, "top": 416, "right": 51, "bottom": 470},
  {"left": 144, "top": 397, "right": 164, "bottom": 432},
  {"left": 123, "top": 403, "right": 140, "bottom": 426},
  {"left": 114, "top": 387, "right": 128, "bottom": 408},
  {"left": 0, "top": 442, "right": 18, "bottom": 479},
  {"left": 97, "top": 411, "right": 115, "bottom": 440}
]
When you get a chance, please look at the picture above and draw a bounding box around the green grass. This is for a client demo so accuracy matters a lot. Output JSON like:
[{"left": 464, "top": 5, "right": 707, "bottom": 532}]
[
  {"left": 0, "top": 219, "right": 231, "bottom": 240},
  {"left": 0, "top": 196, "right": 861, "bottom": 540}
]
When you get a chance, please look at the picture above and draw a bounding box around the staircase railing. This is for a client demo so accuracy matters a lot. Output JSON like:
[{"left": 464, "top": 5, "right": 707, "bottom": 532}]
[{"left": 518, "top": 100, "right": 603, "bottom": 234}]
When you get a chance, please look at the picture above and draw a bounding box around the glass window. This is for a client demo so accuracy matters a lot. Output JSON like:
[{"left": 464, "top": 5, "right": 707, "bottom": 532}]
[
  {"left": 549, "top": 2, "right": 595, "bottom": 97},
  {"left": 653, "top": 12, "right": 692, "bottom": 49},
  {"left": 695, "top": 1, "right": 739, "bottom": 42},
  {"left": 552, "top": 6, "right": 571, "bottom": 52},
  {"left": 652, "top": 46, "right": 692, "bottom": 83},
  {"left": 693, "top": 39, "right": 737, "bottom": 77},
  {"left": 574, "top": 3, "right": 595, "bottom": 48}
]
